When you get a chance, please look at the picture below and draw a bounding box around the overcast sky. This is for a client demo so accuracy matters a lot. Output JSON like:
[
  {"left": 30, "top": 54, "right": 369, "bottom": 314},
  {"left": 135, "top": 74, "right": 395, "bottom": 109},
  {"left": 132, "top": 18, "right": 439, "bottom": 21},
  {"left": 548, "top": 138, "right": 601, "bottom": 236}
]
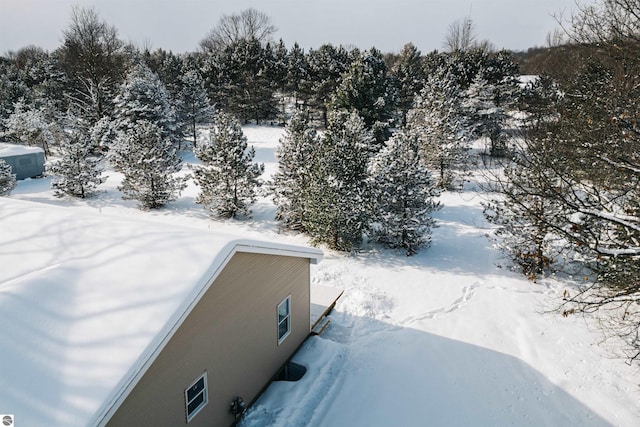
[{"left": 1, "top": 0, "right": 589, "bottom": 55}]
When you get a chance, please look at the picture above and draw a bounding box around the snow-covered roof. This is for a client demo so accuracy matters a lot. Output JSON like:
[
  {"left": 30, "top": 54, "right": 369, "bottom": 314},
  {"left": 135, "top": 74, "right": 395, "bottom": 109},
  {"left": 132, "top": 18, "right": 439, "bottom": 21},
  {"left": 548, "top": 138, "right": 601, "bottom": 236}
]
[
  {"left": 0, "top": 199, "right": 322, "bottom": 427},
  {"left": 0, "top": 142, "right": 44, "bottom": 157},
  {"left": 518, "top": 74, "right": 540, "bottom": 88}
]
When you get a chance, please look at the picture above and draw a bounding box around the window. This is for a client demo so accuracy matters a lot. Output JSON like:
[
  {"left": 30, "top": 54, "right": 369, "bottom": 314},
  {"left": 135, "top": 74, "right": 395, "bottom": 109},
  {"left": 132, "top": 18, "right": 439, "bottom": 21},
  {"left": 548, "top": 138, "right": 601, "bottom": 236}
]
[
  {"left": 185, "top": 372, "right": 208, "bottom": 422},
  {"left": 277, "top": 296, "right": 291, "bottom": 344}
]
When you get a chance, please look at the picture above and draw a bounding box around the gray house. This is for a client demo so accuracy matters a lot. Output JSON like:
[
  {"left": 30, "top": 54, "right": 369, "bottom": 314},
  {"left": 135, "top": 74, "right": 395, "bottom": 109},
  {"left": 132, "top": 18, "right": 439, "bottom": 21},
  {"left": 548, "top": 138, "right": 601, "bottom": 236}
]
[
  {"left": 0, "top": 199, "right": 340, "bottom": 427},
  {"left": 0, "top": 142, "right": 45, "bottom": 179}
]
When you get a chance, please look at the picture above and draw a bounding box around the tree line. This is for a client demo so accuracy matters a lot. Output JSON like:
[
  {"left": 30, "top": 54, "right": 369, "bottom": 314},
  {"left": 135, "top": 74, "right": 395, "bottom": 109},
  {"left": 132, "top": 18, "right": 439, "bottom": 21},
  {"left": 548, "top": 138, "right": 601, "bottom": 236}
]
[
  {"left": 0, "top": 5, "right": 521, "bottom": 257},
  {"left": 2, "top": 1, "right": 639, "bottom": 365}
]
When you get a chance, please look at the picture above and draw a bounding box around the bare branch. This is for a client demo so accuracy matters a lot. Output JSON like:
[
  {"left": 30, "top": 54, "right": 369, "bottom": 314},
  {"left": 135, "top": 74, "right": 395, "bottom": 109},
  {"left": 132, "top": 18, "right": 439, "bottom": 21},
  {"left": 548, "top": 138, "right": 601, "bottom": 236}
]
[{"left": 200, "top": 8, "right": 277, "bottom": 53}]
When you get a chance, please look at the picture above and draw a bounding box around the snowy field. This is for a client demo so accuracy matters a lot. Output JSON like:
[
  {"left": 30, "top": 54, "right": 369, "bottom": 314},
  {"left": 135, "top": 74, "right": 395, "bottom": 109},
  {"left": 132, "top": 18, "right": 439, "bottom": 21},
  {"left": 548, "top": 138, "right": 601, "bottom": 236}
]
[{"left": 8, "top": 125, "right": 640, "bottom": 426}]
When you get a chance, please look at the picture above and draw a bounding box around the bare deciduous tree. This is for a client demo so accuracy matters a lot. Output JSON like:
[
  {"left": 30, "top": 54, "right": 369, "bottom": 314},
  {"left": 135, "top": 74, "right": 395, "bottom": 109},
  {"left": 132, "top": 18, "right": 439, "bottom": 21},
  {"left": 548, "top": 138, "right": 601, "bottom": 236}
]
[
  {"left": 564, "top": 0, "right": 640, "bottom": 45},
  {"left": 443, "top": 17, "right": 477, "bottom": 52},
  {"left": 56, "top": 6, "right": 126, "bottom": 122},
  {"left": 546, "top": 28, "right": 565, "bottom": 47},
  {"left": 491, "top": 0, "right": 640, "bottom": 364},
  {"left": 200, "top": 8, "right": 277, "bottom": 52}
]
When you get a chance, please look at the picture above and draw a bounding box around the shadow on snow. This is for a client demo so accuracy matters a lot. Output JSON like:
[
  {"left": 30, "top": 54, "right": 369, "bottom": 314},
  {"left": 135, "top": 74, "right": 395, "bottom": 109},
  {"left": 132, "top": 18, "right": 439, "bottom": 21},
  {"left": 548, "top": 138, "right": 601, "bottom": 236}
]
[{"left": 242, "top": 311, "right": 611, "bottom": 427}]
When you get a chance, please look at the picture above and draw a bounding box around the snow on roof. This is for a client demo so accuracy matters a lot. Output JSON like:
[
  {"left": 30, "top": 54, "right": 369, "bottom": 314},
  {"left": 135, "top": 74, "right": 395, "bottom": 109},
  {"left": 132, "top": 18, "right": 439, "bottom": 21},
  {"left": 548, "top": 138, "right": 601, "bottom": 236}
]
[
  {"left": 0, "top": 142, "right": 44, "bottom": 157},
  {"left": 518, "top": 74, "right": 540, "bottom": 88},
  {"left": 0, "top": 199, "right": 322, "bottom": 427}
]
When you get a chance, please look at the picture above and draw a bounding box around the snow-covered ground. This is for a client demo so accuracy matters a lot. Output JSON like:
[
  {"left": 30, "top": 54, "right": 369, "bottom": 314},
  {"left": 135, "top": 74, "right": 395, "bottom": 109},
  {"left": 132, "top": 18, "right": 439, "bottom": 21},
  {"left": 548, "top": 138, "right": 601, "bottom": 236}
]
[{"left": 8, "top": 125, "right": 640, "bottom": 426}]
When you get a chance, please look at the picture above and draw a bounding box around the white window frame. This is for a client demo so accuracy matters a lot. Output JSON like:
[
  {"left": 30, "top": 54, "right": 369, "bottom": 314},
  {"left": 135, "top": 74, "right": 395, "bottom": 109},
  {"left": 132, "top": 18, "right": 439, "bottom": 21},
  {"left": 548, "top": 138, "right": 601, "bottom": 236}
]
[
  {"left": 185, "top": 372, "right": 208, "bottom": 422},
  {"left": 277, "top": 295, "right": 292, "bottom": 345}
]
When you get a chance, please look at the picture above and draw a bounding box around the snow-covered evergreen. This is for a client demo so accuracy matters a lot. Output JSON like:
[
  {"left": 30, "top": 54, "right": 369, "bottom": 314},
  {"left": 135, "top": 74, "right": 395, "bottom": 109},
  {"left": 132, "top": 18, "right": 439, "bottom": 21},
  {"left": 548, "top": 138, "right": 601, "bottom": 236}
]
[
  {"left": 0, "top": 159, "right": 16, "bottom": 196},
  {"left": 270, "top": 39, "right": 290, "bottom": 123},
  {"left": 109, "top": 120, "right": 186, "bottom": 209},
  {"left": 271, "top": 110, "right": 318, "bottom": 231},
  {"left": 305, "top": 110, "right": 372, "bottom": 251},
  {"left": 3, "top": 99, "right": 61, "bottom": 156},
  {"left": 286, "top": 42, "right": 309, "bottom": 110},
  {"left": 214, "top": 39, "right": 278, "bottom": 124},
  {"left": 89, "top": 116, "right": 116, "bottom": 151},
  {"left": 408, "top": 70, "right": 470, "bottom": 189},
  {"left": 48, "top": 115, "right": 104, "bottom": 198},
  {"left": 0, "top": 61, "right": 27, "bottom": 135},
  {"left": 177, "top": 69, "right": 213, "bottom": 147},
  {"left": 392, "top": 43, "right": 426, "bottom": 125},
  {"left": 112, "top": 62, "right": 179, "bottom": 145},
  {"left": 192, "top": 112, "right": 264, "bottom": 219},
  {"left": 370, "top": 129, "right": 440, "bottom": 255},
  {"left": 306, "top": 44, "right": 352, "bottom": 126},
  {"left": 463, "top": 72, "right": 510, "bottom": 157},
  {"left": 331, "top": 48, "right": 397, "bottom": 148}
]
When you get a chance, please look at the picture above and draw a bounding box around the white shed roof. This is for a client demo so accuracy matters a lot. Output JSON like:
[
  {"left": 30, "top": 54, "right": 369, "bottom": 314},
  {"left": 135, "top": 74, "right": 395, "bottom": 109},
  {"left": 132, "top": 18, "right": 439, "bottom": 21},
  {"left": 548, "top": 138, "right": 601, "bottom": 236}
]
[
  {"left": 0, "top": 199, "right": 322, "bottom": 427},
  {"left": 0, "top": 142, "right": 44, "bottom": 157}
]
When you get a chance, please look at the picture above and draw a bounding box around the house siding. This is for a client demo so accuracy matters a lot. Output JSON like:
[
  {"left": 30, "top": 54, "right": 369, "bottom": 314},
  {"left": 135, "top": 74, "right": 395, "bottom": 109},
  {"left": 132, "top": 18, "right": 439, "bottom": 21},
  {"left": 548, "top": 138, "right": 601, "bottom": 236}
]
[{"left": 105, "top": 252, "right": 311, "bottom": 427}]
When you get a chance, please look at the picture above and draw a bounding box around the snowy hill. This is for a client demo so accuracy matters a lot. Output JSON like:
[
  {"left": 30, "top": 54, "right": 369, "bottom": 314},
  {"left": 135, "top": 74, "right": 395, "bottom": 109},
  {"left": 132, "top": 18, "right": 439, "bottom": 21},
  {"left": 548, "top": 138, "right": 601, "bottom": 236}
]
[{"left": 7, "top": 125, "right": 640, "bottom": 426}]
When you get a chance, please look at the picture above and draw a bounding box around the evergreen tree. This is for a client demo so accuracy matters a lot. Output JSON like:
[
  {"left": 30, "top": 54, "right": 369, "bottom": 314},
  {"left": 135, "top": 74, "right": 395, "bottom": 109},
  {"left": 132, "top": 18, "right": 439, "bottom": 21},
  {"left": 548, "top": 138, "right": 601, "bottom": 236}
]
[
  {"left": 271, "top": 110, "right": 318, "bottom": 231},
  {"left": 3, "top": 99, "right": 62, "bottom": 157},
  {"left": 305, "top": 110, "right": 372, "bottom": 251},
  {"left": 0, "top": 159, "right": 16, "bottom": 196},
  {"left": 463, "top": 69, "right": 516, "bottom": 157},
  {"left": 200, "top": 52, "right": 224, "bottom": 109},
  {"left": 47, "top": 114, "right": 104, "bottom": 198},
  {"left": 112, "top": 62, "right": 179, "bottom": 146},
  {"left": 109, "top": 120, "right": 187, "bottom": 209},
  {"left": 331, "top": 48, "right": 397, "bottom": 148},
  {"left": 423, "top": 49, "right": 519, "bottom": 97},
  {"left": 11, "top": 48, "right": 68, "bottom": 114},
  {"left": 0, "top": 57, "right": 27, "bottom": 134},
  {"left": 192, "top": 112, "right": 264, "bottom": 218},
  {"left": 518, "top": 74, "right": 561, "bottom": 131},
  {"left": 287, "top": 43, "right": 310, "bottom": 110},
  {"left": 483, "top": 49, "right": 521, "bottom": 106},
  {"left": 369, "top": 130, "right": 440, "bottom": 255},
  {"left": 143, "top": 48, "right": 184, "bottom": 99},
  {"left": 409, "top": 70, "right": 470, "bottom": 189},
  {"left": 89, "top": 116, "right": 117, "bottom": 151},
  {"left": 391, "top": 43, "right": 426, "bottom": 125},
  {"left": 177, "top": 69, "right": 213, "bottom": 147},
  {"left": 216, "top": 38, "right": 277, "bottom": 124},
  {"left": 271, "top": 39, "right": 290, "bottom": 123},
  {"left": 306, "top": 44, "right": 351, "bottom": 126}
]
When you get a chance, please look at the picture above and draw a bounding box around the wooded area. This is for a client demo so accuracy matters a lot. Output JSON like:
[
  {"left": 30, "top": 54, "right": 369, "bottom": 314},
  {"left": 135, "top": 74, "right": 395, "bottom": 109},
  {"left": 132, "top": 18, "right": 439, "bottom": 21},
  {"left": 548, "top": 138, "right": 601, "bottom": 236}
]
[{"left": 1, "top": 0, "right": 639, "bottom": 364}]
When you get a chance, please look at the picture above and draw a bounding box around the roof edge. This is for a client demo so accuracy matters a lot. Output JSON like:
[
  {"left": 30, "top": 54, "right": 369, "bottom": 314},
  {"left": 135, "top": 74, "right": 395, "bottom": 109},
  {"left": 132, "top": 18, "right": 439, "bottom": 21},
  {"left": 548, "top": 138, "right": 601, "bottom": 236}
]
[
  {"left": 94, "top": 240, "right": 322, "bottom": 426},
  {"left": 234, "top": 240, "right": 324, "bottom": 264}
]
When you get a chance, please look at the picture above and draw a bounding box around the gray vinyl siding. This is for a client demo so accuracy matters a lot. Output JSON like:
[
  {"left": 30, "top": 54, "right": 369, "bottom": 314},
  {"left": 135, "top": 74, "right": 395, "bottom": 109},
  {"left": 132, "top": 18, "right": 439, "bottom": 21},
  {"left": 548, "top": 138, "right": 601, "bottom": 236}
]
[{"left": 106, "top": 252, "right": 311, "bottom": 427}]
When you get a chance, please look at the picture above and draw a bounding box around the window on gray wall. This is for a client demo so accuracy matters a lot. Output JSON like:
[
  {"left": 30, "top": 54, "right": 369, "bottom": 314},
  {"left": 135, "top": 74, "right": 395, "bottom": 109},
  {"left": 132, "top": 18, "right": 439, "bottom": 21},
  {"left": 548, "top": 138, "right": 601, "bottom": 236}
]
[
  {"left": 185, "top": 372, "right": 208, "bottom": 422},
  {"left": 277, "top": 295, "right": 291, "bottom": 344}
]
